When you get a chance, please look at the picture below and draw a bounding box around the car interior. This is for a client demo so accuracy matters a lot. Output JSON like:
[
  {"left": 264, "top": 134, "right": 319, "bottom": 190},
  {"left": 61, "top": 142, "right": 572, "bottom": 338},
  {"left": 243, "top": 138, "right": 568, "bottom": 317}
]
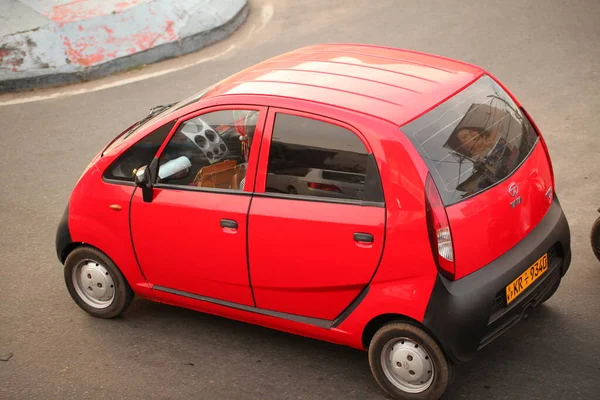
[{"left": 157, "top": 110, "right": 258, "bottom": 190}]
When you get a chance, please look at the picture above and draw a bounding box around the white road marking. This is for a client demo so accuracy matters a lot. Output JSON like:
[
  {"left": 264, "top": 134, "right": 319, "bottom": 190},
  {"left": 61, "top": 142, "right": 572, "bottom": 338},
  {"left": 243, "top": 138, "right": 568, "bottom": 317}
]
[
  {"left": 0, "top": 2, "right": 274, "bottom": 107},
  {"left": 0, "top": 46, "right": 235, "bottom": 107}
]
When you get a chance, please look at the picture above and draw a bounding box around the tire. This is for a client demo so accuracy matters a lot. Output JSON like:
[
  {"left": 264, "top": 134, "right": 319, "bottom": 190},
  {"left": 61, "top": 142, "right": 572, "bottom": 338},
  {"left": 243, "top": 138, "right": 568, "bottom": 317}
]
[
  {"left": 64, "top": 246, "right": 134, "bottom": 318},
  {"left": 288, "top": 186, "right": 298, "bottom": 195},
  {"left": 591, "top": 216, "right": 600, "bottom": 261},
  {"left": 368, "top": 322, "right": 450, "bottom": 400}
]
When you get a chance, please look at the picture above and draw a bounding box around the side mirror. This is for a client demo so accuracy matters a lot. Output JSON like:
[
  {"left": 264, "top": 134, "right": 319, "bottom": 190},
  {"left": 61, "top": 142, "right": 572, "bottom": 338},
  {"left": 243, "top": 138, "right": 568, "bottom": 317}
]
[
  {"left": 134, "top": 165, "right": 150, "bottom": 187},
  {"left": 134, "top": 165, "right": 153, "bottom": 202}
]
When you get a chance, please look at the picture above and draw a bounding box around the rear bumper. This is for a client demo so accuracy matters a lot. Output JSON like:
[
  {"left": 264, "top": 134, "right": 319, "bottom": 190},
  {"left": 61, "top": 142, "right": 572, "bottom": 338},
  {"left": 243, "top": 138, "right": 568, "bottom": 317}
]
[{"left": 422, "top": 198, "right": 571, "bottom": 364}]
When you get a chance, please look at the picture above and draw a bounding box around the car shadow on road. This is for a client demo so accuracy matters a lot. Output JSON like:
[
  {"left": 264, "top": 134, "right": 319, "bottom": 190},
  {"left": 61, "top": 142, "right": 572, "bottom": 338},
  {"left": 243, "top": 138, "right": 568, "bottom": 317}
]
[
  {"left": 89, "top": 297, "right": 599, "bottom": 399},
  {"left": 443, "top": 304, "right": 600, "bottom": 399},
  {"left": 94, "top": 298, "right": 385, "bottom": 399}
]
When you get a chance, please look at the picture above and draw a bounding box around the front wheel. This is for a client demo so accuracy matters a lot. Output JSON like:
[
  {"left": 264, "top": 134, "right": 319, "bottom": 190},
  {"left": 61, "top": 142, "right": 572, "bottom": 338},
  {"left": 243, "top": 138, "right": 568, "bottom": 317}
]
[
  {"left": 64, "top": 246, "right": 134, "bottom": 318},
  {"left": 591, "top": 216, "right": 600, "bottom": 261},
  {"left": 368, "top": 322, "right": 451, "bottom": 400}
]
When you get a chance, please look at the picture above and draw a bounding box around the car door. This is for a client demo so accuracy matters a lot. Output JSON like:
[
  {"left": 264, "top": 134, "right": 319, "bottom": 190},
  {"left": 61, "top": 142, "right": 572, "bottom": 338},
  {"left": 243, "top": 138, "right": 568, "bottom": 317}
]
[
  {"left": 130, "top": 105, "right": 266, "bottom": 306},
  {"left": 248, "top": 108, "right": 386, "bottom": 320}
]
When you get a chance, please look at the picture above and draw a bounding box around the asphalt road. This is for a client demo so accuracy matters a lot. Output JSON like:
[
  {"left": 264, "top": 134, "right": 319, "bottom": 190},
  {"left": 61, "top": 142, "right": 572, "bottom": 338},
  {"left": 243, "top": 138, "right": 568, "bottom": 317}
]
[{"left": 1, "top": 0, "right": 600, "bottom": 399}]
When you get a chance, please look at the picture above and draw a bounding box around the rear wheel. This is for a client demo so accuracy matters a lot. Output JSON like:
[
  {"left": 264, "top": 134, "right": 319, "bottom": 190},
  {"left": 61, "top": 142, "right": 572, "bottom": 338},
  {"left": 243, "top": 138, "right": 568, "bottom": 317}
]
[
  {"left": 591, "top": 216, "right": 600, "bottom": 261},
  {"left": 64, "top": 246, "right": 134, "bottom": 318},
  {"left": 368, "top": 322, "right": 450, "bottom": 400}
]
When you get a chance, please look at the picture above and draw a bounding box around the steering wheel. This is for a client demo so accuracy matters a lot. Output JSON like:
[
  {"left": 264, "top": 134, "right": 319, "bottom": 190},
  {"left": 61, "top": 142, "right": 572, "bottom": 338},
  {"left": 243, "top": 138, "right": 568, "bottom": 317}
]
[{"left": 179, "top": 117, "right": 229, "bottom": 164}]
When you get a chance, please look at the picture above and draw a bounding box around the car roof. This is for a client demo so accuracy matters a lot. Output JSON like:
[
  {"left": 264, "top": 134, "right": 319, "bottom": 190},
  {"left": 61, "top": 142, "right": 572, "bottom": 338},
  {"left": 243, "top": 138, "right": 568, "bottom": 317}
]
[{"left": 204, "top": 43, "right": 484, "bottom": 126}]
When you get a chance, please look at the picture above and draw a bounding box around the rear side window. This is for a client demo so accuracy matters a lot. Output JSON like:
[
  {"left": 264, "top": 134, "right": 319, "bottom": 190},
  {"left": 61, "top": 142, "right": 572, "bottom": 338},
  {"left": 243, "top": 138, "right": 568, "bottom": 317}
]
[
  {"left": 266, "top": 113, "right": 383, "bottom": 204},
  {"left": 104, "top": 121, "right": 175, "bottom": 182},
  {"left": 400, "top": 75, "right": 538, "bottom": 205}
]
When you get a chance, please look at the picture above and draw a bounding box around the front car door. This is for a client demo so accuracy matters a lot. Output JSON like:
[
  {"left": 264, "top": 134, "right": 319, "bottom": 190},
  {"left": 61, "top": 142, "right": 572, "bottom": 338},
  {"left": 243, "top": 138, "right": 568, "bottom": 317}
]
[
  {"left": 129, "top": 105, "right": 266, "bottom": 306},
  {"left": 248, "top": 108, "right": 386, "bottom": 320}
]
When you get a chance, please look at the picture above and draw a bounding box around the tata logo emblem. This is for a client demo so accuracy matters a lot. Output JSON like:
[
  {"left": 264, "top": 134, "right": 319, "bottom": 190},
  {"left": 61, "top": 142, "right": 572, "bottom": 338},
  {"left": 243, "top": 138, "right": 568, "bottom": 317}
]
[
  {"left": 510, "top": 197, "right": 522, "bottom": 208},
  {"left": 508, "top": 183, "right": 522, "bottom": 208}
]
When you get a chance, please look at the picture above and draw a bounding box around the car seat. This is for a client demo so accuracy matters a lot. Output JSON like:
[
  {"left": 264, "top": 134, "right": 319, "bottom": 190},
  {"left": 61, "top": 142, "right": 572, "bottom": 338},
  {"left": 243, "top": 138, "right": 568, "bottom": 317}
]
[{"left": 193, "top": 160, "right": 237, "bottom": 188}]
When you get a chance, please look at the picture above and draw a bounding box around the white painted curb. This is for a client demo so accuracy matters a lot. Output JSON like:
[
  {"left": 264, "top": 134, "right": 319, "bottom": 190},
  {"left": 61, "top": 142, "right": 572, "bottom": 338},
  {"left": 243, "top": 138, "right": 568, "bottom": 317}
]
[{"left": 0, "top": 0, "right": 248, "bottom": 92}]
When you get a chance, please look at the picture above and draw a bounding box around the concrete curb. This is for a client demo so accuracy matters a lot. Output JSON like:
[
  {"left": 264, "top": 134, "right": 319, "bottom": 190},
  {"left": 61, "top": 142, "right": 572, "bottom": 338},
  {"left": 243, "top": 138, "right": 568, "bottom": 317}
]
[{"left": 0, "top": 0, "right": 248, "bottom": 93}]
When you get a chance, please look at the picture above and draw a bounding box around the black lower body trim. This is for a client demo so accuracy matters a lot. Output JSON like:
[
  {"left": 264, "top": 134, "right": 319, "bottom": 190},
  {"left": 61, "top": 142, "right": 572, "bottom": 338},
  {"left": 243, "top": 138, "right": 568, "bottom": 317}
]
[
  {"left": 422, "top": 198, "right": 571, "bottom": 364},
  {"left": 331, "top": 285, "right": 370, "bottom": 328},
  {"left": 153, "top": 285, "right": 334, "bottom": 329},
  {"left": 477, "top": 258, "right": 562, "bottom": 351},
  {"left": 55, "top": 204, "right": 72, "bottom": 263}
]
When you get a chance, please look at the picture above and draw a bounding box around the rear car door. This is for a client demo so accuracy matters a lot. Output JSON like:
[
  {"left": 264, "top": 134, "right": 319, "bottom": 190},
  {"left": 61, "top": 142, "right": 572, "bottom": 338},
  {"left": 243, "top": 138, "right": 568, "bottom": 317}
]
[
  {"left": 128, "top": 106, "right": 266, "bottom": 306},
  {"left": 248, "top": 108, "right": 386, "bottom": 320}
]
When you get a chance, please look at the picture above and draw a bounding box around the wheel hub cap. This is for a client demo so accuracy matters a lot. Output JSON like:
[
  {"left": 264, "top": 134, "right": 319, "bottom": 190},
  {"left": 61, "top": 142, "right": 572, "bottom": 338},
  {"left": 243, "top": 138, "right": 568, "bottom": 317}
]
[
  {"left": 72, "top": 260, "right": 115, "bottom": 308},
  {"left": 381, "top": 338, "right": 434, "bottom": 393}
]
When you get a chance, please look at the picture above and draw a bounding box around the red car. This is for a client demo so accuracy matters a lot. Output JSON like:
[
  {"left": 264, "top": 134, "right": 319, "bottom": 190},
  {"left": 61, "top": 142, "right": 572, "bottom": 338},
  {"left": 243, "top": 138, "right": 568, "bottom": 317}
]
[{"left": 56, "top": 44, "right": 571, "bottom": 400}]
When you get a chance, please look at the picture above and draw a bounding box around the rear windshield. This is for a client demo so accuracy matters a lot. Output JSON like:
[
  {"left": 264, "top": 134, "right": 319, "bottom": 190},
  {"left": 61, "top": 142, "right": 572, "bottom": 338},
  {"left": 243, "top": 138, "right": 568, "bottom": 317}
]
[{"left": 400, "top": 75, "right": 538, "bottom": 205}]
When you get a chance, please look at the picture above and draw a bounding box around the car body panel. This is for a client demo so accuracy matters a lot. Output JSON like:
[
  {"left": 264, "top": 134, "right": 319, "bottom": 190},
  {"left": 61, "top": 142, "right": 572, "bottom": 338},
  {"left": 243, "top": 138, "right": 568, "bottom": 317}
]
[
  {"left": 334, "top": 275, "right": 438, "bottom": 348},
  {"left": 130, "top": 187, "right": 255, "bottom": 305},
  {"left": 248, "top": 196, "right": 385, "bottom": 320},
  {"left": 446, "top": 144, "right": 554, "bottom": 280},
  {"left": 204, "top": 44, "right": 483, "bottom": 126},
  {"left": 67, "top": 163, "right": 153, "bottom": 298}
]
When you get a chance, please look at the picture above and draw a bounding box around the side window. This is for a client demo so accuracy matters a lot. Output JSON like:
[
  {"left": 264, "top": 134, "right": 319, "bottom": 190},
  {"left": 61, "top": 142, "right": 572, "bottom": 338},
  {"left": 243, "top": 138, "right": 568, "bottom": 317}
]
[
  {"left": 157, "top": 109, "right": 259, "bottom": 191},
  {"left": 266, "top": 113, "right": 382, "bottom": 203},
  {"left": 104, "top": 120, "right": 175, "bottom": 182}
]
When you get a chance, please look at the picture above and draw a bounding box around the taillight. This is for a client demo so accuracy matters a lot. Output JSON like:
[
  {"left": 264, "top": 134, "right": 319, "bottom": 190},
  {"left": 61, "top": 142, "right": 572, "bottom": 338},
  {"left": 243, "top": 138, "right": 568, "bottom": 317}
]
[
  {"left": 308, "top": 182, "right": 341, "bottom": 192},
  {"left": 424, "top": 174, "right": 455, "bottom": 280}
]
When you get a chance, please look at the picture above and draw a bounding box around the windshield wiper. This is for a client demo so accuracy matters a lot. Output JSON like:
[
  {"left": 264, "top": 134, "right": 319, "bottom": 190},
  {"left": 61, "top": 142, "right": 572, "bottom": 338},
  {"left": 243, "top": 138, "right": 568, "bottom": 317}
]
[
  {"left": 148, "top": 102, "right": 177, "bottom": 115},
  {"left": 102, "top": 102, "right": 179, "bottom": 156},
  {"left": 121, "top": 102, "right": 178, "bottom": 139}
]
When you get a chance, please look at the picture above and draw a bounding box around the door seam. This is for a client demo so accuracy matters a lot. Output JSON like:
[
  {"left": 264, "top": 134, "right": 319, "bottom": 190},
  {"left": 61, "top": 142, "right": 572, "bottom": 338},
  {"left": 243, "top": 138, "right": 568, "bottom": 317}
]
[
  {"left": 246, "top": 193, "right": 257, "bottom": 307},
  {"left": 128, "top": 187, "right": 149, "bottom": 282}
]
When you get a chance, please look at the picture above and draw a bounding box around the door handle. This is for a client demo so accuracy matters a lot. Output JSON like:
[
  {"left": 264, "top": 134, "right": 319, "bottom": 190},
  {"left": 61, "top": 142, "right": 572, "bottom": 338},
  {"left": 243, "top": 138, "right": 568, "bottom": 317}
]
[
  {"left": 220, "top": 219, "right": 238, "bottom": 229},
  {"left": 354, "top": 233, "right": 374, "bottom": 243}
]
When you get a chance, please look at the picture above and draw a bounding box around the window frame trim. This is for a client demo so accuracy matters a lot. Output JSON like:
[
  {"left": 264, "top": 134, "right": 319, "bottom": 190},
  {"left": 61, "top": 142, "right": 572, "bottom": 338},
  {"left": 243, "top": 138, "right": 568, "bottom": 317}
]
[
  {"left": 252, "top": 192, "right": 384, "bottom": 208},
  {"left": 151, "top": 183, "right": 253, "bottom": 196}
]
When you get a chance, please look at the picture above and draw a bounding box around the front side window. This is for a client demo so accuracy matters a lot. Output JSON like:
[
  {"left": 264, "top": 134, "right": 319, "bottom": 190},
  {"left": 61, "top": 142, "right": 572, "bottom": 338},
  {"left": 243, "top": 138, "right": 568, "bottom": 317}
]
[
  {"left": 157, "top": 109, "right": 259, "bottom": 190},
  {"left": 104, "top": 120, "right": 175, "bottom": 182},
  {"left": 266, "top": 113, "right": 382, "bottom": 203},
  {"left": 400, "top": 75, "right": 538, "bottom": 205}
]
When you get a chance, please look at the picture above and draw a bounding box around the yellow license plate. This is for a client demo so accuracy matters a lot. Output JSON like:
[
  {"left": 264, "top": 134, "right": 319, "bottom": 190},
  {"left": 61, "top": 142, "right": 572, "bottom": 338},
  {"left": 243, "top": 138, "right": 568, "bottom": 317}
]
[{"left": 505, "top": 253, "right": 548, "bottom": 304}]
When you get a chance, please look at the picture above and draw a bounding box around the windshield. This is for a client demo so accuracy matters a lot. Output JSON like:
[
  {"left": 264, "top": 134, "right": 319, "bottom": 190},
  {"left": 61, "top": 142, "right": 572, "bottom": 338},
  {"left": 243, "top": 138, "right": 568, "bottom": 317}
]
[
  {"left": 102, "top": 89, "right": 209, "bottom": 155},
  {"left": 400, "top": 75, "right": 538, "bottom": 205}
]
